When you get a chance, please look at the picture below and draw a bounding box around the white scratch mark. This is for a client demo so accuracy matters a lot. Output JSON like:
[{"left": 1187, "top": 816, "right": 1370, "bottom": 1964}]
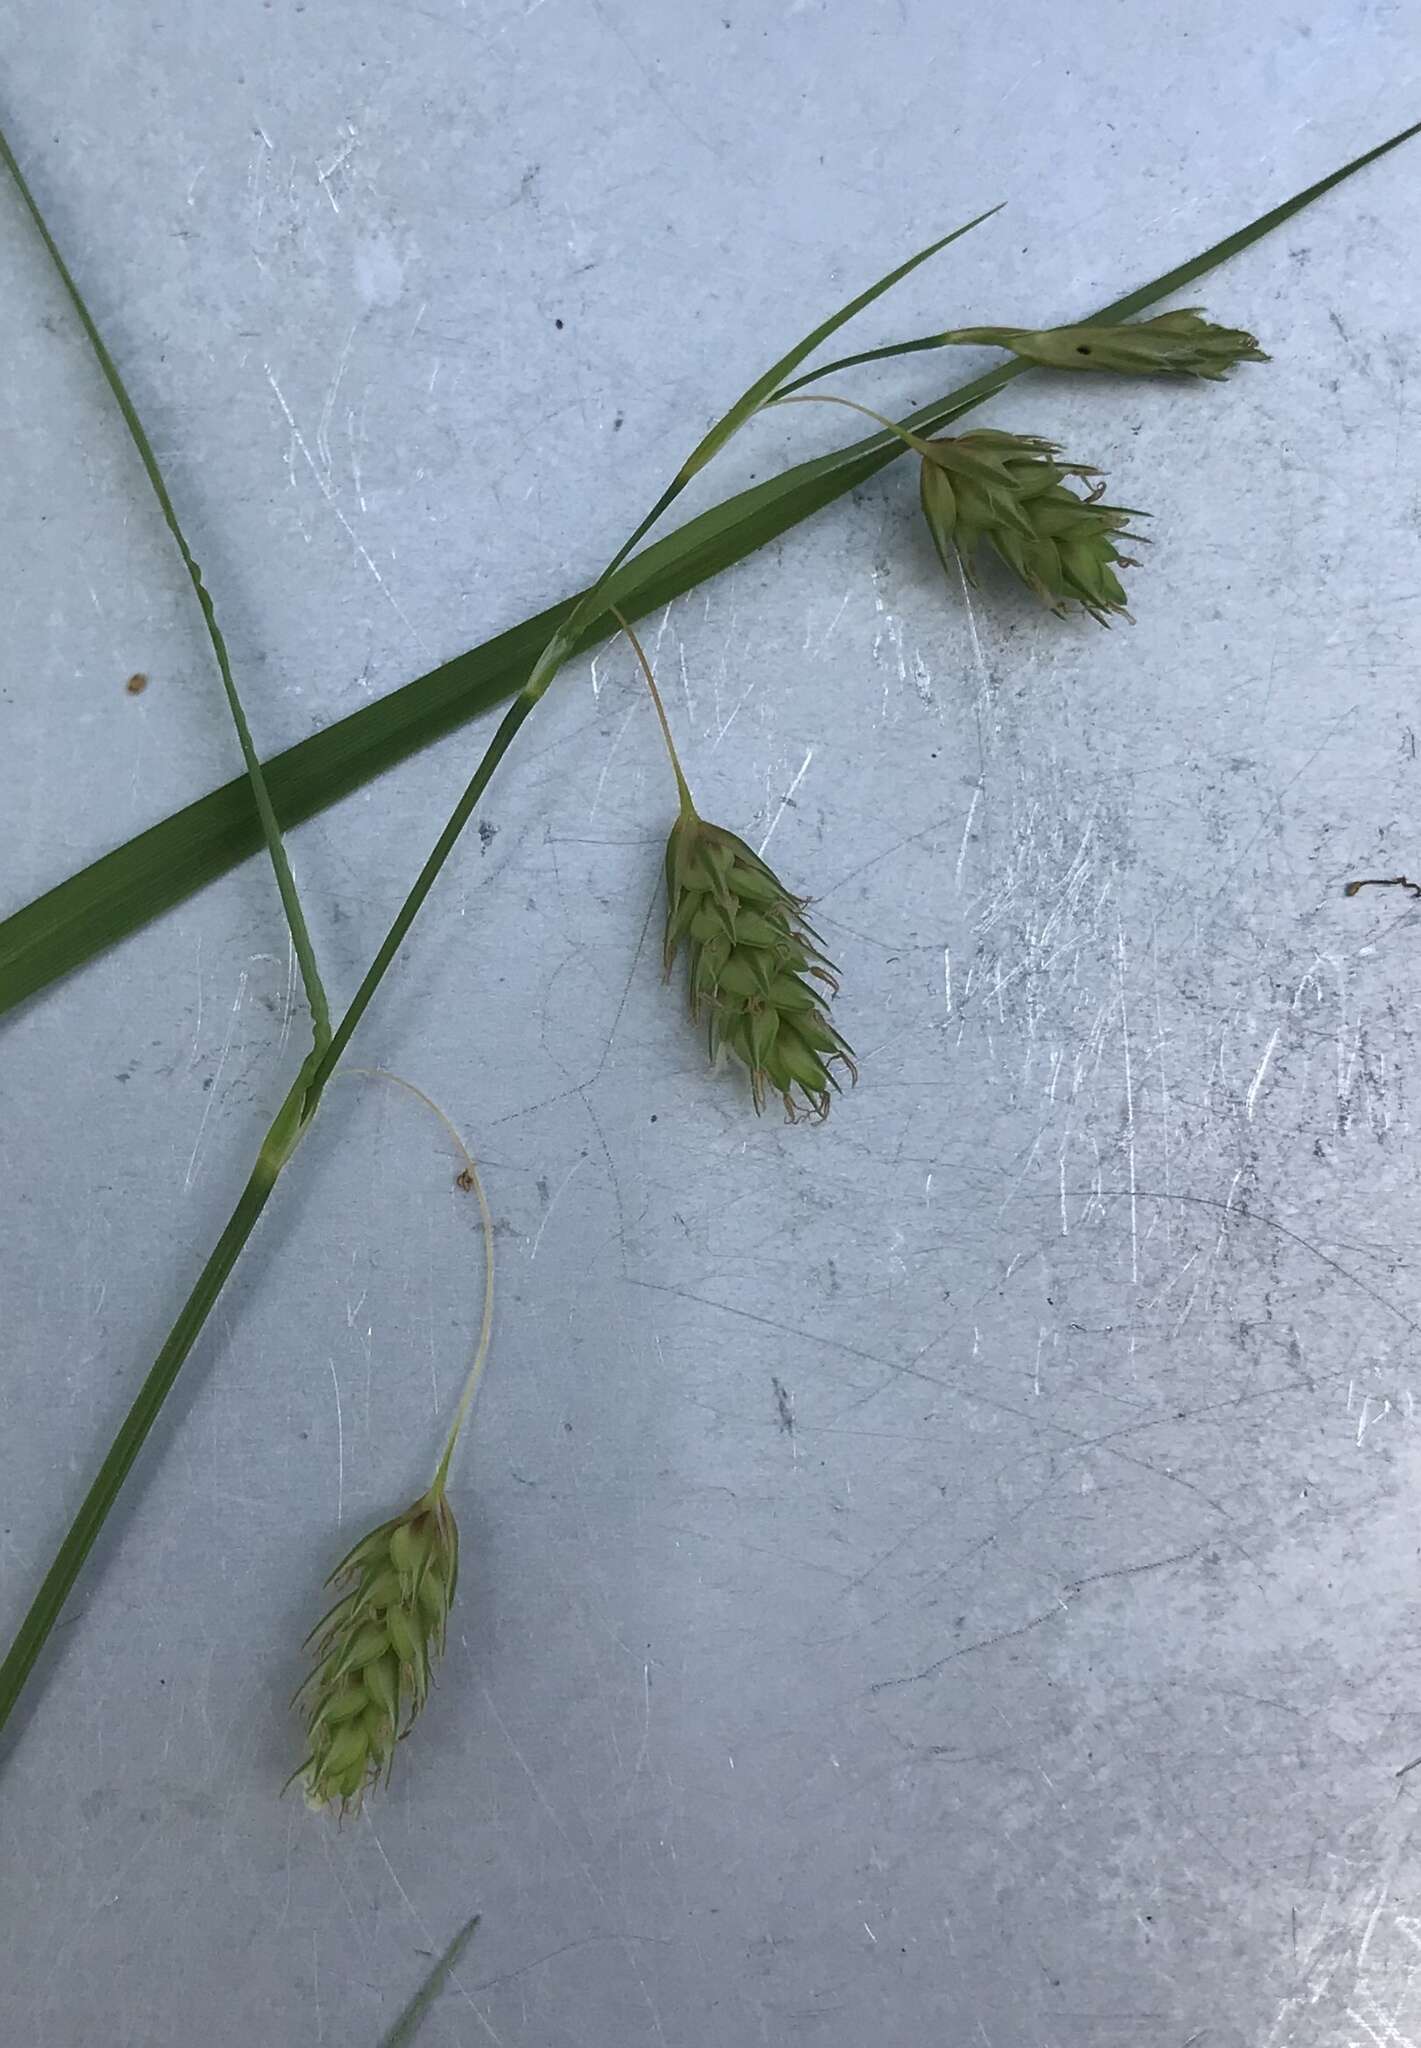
[
  {"left": 316, "top": 132, "right": 358, "bottom": 213},
  {"left": 264, "top": 366, "right": 427, "bottom": 650},
  {"left": 185, "top": 970, "right": 247, "bottom": 1188},
  {"left": 942, "top": 946, "right": 952, "bottom": 1015},
  {"left": 1358, "top": 1893, "right": 1389, "bottom": 1972},
  {"left": 710, "top": 673, "right": 760, "bottom": 749},
  {"left": 757, "top": 749, "right": 814, "bottom": 856},
  {"left": 530, "top": 1158, "right": 586, "bottom": 1260},
  {"left": 1116, "top": 925, "right": 1139, "bottom": 1284},
  {"left": 864, "top": 1923, "right": 878, "bottom": 1944},
  {"left": 956, "top": 557, "right": 990, "bottom": 702},
  {"left": 954, "top": 784, "right": 982, "bottom": 891},
  {"left": 189, "top": 934, "right": 205, "bottom": 1064},
  {"left": 820, "top": 585, "right": 852, "bottom": 648},
  {"left": 588, "top": 702, "right": 638, "bottom": 821},
  {"left": 316, "top": 323, "right": 357, "bottom": 477},
  {"left": 1358, "top": 1395, "right": 1391, "bottom": 1447},
  {"left": 1245, "top": 1024, "right": 1282, "bottom": 1121},
  {"left": 327, "top": 1360, "right": 345, "bottom": 1528}
]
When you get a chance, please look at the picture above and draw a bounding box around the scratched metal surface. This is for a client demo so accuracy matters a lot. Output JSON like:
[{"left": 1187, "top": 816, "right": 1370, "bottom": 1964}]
[{"left": 4, "top": 6, "right": 1421, "bottom": 2045}]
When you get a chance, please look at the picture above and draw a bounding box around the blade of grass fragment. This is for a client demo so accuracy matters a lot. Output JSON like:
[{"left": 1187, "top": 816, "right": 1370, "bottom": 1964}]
[
  {"left": 0, "top": 120, "right": 1415, "bottom": 1019},
  {"left": 378, "top": 1914, "right": 482, "bottom": 2048},
  {"left": 0, "top": 119, "right": 330, "bottom": 1049},
  {"left": 3, "top": 120, "right": 1417, "bottom": 1023}
]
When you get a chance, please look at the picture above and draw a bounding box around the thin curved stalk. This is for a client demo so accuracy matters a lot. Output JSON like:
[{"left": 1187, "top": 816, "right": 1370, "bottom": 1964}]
[{"left": 340, "top": 1068, "right": 496, "bottom": 1497}]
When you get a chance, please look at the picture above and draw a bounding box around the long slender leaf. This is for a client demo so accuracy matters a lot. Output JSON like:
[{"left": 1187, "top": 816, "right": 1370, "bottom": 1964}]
[
  {"left": 0, "top": 121, "right": 330, "bottom": 1049},
  {"left": 3, "top": 118, "right": 1419, "bottom": 1023}
]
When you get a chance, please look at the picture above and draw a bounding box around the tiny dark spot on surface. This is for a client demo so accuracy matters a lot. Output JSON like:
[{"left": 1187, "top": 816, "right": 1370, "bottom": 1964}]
[
  {"left": 1075, "top": 345, "right": 1091, "bottom": 356},
  {"left": 455, "top": 1167, "right": 475, "bottom": 1192},
  {"left": 649, "top": 1113, "right": 657, "bottom": 1123},
  {"left": 563, "top": 1420, "right": 573, "bottom": 1433},
  {"left": 612, "top": 412, "right": 624, "bottom": 432},
  {"left": 478, "top": 819, "right": 497, "bottom": 852},
  {"left": 202, "top": 1076, "right": 214, "bottom": 1091},
  {"left": 536, "top": 1175, "right": 550, "bottom": 1204},
  {"left": 126, "top": 671, "right": 148, "bottom": 695},
  {"left": 771, "top": 1375, "right": 795, "bottom": 1435},
  {"left": 115, "top": 1071, "right": 131, "bottom": 1083},
  {"left": 554, "top": 317, "right": 564, "bottom": 330}
]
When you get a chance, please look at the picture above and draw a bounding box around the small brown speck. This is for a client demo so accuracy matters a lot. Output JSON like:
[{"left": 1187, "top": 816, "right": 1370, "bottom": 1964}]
[
  {"left": 455, "top": 1168, "right": 475, "bottom": 1192},
  {"left": 125, "top": 672, "right": 149, "bottom": 695}
]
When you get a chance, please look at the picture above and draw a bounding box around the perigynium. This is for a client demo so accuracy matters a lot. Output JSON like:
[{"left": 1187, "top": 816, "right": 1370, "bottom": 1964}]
[
  {"left": 939, "top": 309, "right": 1268, "bottom": 380},
  {"left": 918, "top": 428, "right": 1144, "bottom": 624},
  {"left": 663, "top": 811, "right": 855, "bottom": 1120},
  {"left": 292, "top": 1487, "right": 459, "bottom": 1814},
  {"left": 771, "top": 395, "right": 1144, "bottom": 625},
  {"left": 614, "top": 610, "right": 854, "bottom": 1122}
]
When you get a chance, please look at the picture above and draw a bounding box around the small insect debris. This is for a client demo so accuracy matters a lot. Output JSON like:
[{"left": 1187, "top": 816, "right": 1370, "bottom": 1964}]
[{"left": 1344, "top": 874, "right": 1421, "bottom": 900}]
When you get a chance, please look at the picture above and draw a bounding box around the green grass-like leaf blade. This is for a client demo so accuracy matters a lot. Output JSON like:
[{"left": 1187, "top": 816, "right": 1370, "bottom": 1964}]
[
  {"left": 0, "top": 121, "right": 331, "bottom": 1050},
  {"left": 378, "top": 1915, "right": 482, "bottom": 2048},
  {"left": 3, "top": 118, "right": 1418, "bottom": 1022}
]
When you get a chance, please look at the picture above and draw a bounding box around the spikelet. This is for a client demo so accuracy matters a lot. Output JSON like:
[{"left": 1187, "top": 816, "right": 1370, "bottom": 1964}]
[
  {"left": 918, "top": 428, "right": 1144, "bottom": 624},
  {"left": 942, "top": 309, "right": 1268, "bottom": 380},
  {"left": 664, "top": 811, "right": 854, "bottom": 1122},
  {"left": 292, "top": 1488, "right": 458, "bottom": 1815}
]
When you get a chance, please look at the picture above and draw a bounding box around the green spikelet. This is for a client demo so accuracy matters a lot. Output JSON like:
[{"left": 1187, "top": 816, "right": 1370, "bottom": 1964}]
[
  {"left": 942, "top": 309, "right": 1268, "bottom": 380},
  {"left": 918, "top": 428, "right": 1145, "bottom": 624},
  {"left": 664, "top": 811, "right": 855, "bottom": 1122},
  {"left": 292, "top": 1488, "right": 459, "bottom": 1815}
]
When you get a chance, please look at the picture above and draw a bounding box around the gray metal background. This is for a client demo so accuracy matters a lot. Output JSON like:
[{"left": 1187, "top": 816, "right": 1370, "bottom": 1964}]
[{"left": 3, "top": 5, "right": 1421, "bottom": 2044}]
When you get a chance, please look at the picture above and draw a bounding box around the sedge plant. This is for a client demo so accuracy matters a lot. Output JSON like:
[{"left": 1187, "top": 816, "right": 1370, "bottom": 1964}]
[{"left": 2, "top": 122, "right": 1420, "bottom": 1796}]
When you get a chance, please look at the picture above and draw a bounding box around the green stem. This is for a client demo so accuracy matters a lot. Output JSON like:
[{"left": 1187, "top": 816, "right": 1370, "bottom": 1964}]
[
  {"left": 613, "top": 607, "right": 696, "bottom": 817},
  {"left": 305, "top": 696, "right": 533, "bottom": 1098},
  {"left": 0, "top": 1073, "right": 307, "bottom": 1734},
  {"left": 340, "top": 1068, "right": 496, "bottom": 1500},
  {"left": 774, "top": 330, "right": 965, "bottom": 399},
  {"left": 0, "top": 119, "right": 331, "bottom": 1053},
  {"left": 769, "top": 389, "right": 937, "bottom": 455}
]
